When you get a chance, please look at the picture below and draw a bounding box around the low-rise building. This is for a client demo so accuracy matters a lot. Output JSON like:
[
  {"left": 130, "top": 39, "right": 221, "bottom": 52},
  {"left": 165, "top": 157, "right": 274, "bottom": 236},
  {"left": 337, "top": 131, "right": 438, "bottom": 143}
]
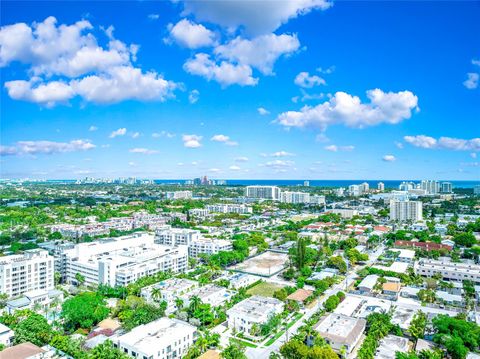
[
  {"left": 0, "top": 323, "right": 14, "bottom": 347},
  {"left": 180, "top": 284, "right": 234, "bottom": 308},
  {"left": 414, "top": 259, "right": 480, "bottom": 284},
  {"left": 314, "top": 314, "right": 366, "bottom": 354},
  {"left": 6, "top": 289, "right": 63, "bottom": 314},
  {"left": 60, "top": 233, "right": 188, "bottom": 287},
  {"left": 376, "top": 335, "right": 410, "bottom": 359},
  {"left": 112, "top": 317, "right": 197, "bottom": 359},
  {"left": 141, "top": 278, "right": 198, "bottom": 310},
  {"left": 357, "top": 275, "right": 379, "bottom": 293},
  {"left": 165, "top": 191, "right": 193, "bottom": 200},
  {"left": 227, "top": 295, "right": 284, "bottom": 335},
  {"left": 188, "top": 239, "right": 232, "bottom": 258},
  {"left": 223, "top": 273, "right": 258, "bottom": 289}
]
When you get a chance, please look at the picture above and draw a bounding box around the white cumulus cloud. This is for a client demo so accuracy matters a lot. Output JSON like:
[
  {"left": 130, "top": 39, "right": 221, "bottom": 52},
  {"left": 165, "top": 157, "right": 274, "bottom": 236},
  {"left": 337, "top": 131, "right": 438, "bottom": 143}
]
[
  {"left": 276, "top": 89, "right": 419, "bottom": 131},
  {"left": 463, "top": 72, "right": 479, "bottom": 90},
  {"left": 294, "top": 71, "right": 326, "bottom": 88},
  {"left": 184, "top": 53, "right": 258, "bottom": 87},
  {"left": 109, "top": 128, "right": 127, "bottom": 138},
  {"left": 257, "top": 107, "right": 270, "bottom": 115},
  {"left": 324, "top": 145, "right": 354, "bottom": 152},
  {"left": 188, "top": 89, "right": 200, "bottom": 104},
  {"left": 183, "top": 134, "right": 203, "bottom": 148},
  {"left": 166, "top": 19, "right": 217, "bottom": 49},
  {"left": 214, "top": 33, "right": 300, "bottom": 75},
  {"left": 404, "top": 135, "right": 480, "bottom": 151},
  {"left": 0, "top": 139, "right": 95, "bottom": 156},
  {"left": 382, "top": 155, "right": 396, "bottom": 162},
  {"left": 211, "top": 134, "right": 238, "bottom": 146},
  {"left": 180, "top": 0, "right": 332, "bottom": 36},
  {"left": 129, "top": 148, "right": 158, "bottom": 155}
]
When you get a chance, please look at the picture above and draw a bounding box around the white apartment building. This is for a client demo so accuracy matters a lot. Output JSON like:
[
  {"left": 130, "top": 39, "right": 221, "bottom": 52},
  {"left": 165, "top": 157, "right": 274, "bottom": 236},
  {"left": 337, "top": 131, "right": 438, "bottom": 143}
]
[
  {"left": 61, "top": 233, "right": 188, "bottom": 287},
  {"left": 314, "top": 314, "right": 366, "bottom": 354},
  {"left": 141, "top": 278, "right": 198, "bottom": 310},
  {"left": 155, "top": 226, "right": 201, "bottom": 246},
  {"left": 165, "top": 191, "right": 193, "bottom": 200},
  {"left": 227, "top": 295, "right": 284, "bottom": 335},
  {"left": 0, "top": 249, "right": 54, "bottom": 298},
  {"left": 205, "top": 204, "right": 253, "bottom": 214},
  {"left": 6, "top": 288, "right": 63, "bottom": 314},
  {"left": 328, "top": 208, "right": 359, "bottom": 219},
  {"left": 155, "top": 226, "right": 231, "bottom": 258},
  {"left": 188, "top": 238, "right": 232, "bottom": 258},
  {"left": 414, "top": 259, "right": 480, "bottom": 284},
  {"left": 399, "top": 181, "right": 415, "bottom": 191},
  {"left": 188, "top": 208, "right": 210, "bottom": 218},
  {"left": 440, "top": 182, "right": 453, "bottom": 193},
  {"left": 180, "top": 284, "right": 235, "bottom": 308},
  {"left": 421, "top": 180, "right": 440, "bottom": 194},
  {"left": 113, "top": 317, "right": 197, "bottom": 359},
  {"left": 310, "top": 194, "right": 326, "bottom": 205},
  {"left": 245, "top": 186, "right": 281, "bottom": 200},
  {"left": 378, "top": 182, "right": 385, "bottom": 191},
  {"left": 280, "top": 191, "right": 310, "bottom": 204},
  {"left": 390, "top": 199, "right": 423, "bottom": 222}
]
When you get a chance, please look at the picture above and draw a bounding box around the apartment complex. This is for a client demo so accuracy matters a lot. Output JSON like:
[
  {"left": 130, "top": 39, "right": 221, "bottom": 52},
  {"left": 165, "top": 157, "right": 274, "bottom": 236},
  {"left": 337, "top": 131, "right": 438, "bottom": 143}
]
[
  {"left": 205, "top": 204, "right": 253, "bottom": 214},
  {"left": 389, "top": 199, "right": 423, "bottom": 222},
  {"left": 421, "top": 180, "right": 440, "bottom": 194},
  {"left": 245, "top": 186, "right": 281, "bottom": 200},
  {"left": 165, "top": 191, "right": 193, "bottom": 200},
  {"left": 0, "top": 249, "right": 54, "bottom": 298},
  {"left": 112, "top": 317, "right": 197, "bottom": 359},
  {"left": 141, "top": 278, "right": 198, "bottom": 310},
  {"left": 227, "top": 295, "right": 284, "bottom": 335},
  {"left": 155, "top": 226, "right": 232, "bottom": 258},
  {"left": 155, "top": 226, "right": 201, "bottom": 246},
  {"left": 280, "top": 191, "right": 311, "bottom": 204},
  {"left": 414, "top": 259, "right": 480, "bottom": 284},
  {"left": 58, "top": 233, "right": 188, "bottom": 287}
]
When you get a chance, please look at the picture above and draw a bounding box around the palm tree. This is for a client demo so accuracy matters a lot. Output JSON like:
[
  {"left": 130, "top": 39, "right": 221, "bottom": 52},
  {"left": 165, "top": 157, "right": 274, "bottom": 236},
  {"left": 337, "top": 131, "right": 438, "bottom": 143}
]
[
  {"left": 175, "top": 297, "right": 184, "bottom": 310},
  {"left": 151, "top": 287, "right": 162, "bottom": 303},
  {"left": 189, "top": 295, "right": 201, "bottom": 315}
]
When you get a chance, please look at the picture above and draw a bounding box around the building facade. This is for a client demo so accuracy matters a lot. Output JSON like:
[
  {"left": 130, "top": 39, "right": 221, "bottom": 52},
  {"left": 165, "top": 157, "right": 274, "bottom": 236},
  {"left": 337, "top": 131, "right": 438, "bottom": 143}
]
[
  {"left": 244, "top": 186, "right": 281, "bottom": 200},
  {"left": 0, "top": 249, "right": 54, "bottom": 298},
  {"left": 389, "top": 199, "right": 423, "bottom": 222}
]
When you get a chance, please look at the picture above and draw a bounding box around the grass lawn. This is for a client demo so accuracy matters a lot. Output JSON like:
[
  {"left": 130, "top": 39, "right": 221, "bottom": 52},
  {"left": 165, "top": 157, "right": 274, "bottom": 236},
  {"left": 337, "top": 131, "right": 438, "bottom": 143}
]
[
  {"left": 246, "top": 281, "right": 284, "bottom": 297},
  {"left": 231, "top": 338, "right": 258, "bottom": 348},
  {"left": 265, "top": 313, "right": 304, "bottom": 346}
]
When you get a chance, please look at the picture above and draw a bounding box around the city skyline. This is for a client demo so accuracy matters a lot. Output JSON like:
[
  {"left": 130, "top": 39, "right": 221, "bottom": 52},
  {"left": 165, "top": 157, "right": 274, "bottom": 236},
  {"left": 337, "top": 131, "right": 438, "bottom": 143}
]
[{"left": 1, "top": 1, "right": 479, "bottom": 180}]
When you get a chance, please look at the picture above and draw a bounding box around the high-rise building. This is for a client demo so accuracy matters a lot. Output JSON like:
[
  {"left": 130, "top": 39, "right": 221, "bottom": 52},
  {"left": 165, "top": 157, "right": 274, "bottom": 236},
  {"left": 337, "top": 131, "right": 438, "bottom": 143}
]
[
  {"left": 399, "top": 181, "right": 415, "bottom": 191},
  {"left": 245, "top": 186, "right": 281, "bottom": 200},
  {"left": 377, "top": 182, "right": 385, "bottom": 191},
  {"left": 420, "top": 180, "right": 440, "bottom": 195},
  {"left": 474, "top": 185, "right": 480, "bottom": 196},
  {"left": 440, "top": 182, "right": 453, "bottom": 193},
  {"left": 359, "top": 182, "right": 370, "bottom": 193},
  {"left": 390, "top": 199, "right": 423, "bottom": 222},
  {"left": 0, "top": 249, "right": 54, "bottom": 298},
  {"left": 304, "top": 181, "right": 310, "bottom": 187},
  {"left": 280, "top": 191, "right": 310, "bottom": 204}
]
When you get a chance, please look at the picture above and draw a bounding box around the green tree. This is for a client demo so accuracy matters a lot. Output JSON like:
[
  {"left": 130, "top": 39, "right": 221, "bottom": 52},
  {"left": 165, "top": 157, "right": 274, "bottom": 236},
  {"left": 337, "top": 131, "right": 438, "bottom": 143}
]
[
  {"left": 88, "top": 340, "right": 130, "bottom": 359},
  {"left": 324, "top": 295, "right": 340, "bottom": 312},
  {"left": 14, "top": 312, "right": 51, "bottom": 346},
  {"left": 221, "top": 340, "right": 247, "bottom": 359},
  {"left": 61, "top": 292, "right": 109, "bottom": 331},
  {"left": 408, "top": 311, "right": 427, "bottom": 342}
]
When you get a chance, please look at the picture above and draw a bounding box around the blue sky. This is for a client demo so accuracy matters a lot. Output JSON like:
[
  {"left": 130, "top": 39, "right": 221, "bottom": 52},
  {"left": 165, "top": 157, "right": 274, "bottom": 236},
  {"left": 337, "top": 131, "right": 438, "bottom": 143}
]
[{"left": 1, "top": 0, "right": 479, "bottom": 180}]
